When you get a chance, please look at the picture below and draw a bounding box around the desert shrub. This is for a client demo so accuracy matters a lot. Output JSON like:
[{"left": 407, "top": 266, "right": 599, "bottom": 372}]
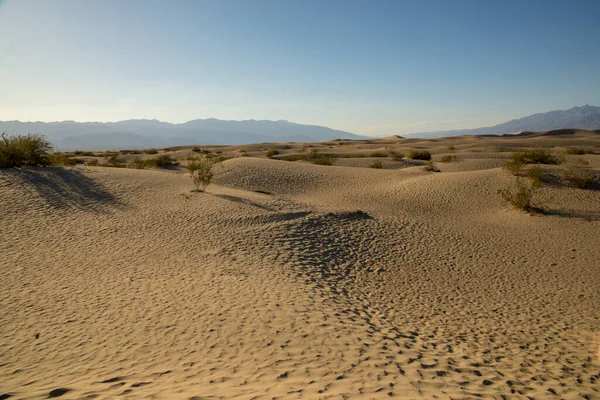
[
  {"left": 423, "top": 160, "right": 440, "bottom": 172},
  {"left": 408, "top": 150, "right": 432, "bottom": 160},
  {"left": 307, "top": 149, "right": 335, "bottom": 165},
  {"left": 129, "top": 157, "right": 148, "bottom": 169},
  {"left": 563, "top": 165, "right": 595, "bottom": 188},
  {"left": 565, "top": 147, "right": 587, "bottom": 155},
  {"left": 74, "top": 151, "right": 95, "bottom": 156},
  {"left": 440, "top": 155, "right": 456, "bottom": 163},
  {"left": 499, "top": 178, "right": 541, "bottom": 211},
  {"left": 510, "top": 149, "right": 562, "bottom": 165},
  {"left": 0, "top": 133, "right": 53, "bottom": 168},
  {"left": 144, "top": 149, "right": 159, "bottom": 155},
  {"left": 187, "top": 156, "right": 214, "bottom": 191},
  {"left": 146, "top": 154, "right": 178, "bottom": 168},
  {"left": 391, "top": 152, "right": 404, "bottom": 160},
  {"left": 266, "top": 149, "right": 279, "bottom": 158},
  {"left": 85, "top": 158, "right": 99, "bottom": 166},
  {"left": 120, "top": 150, "right": 132, "bottom": 155},
  {"left": 370, "top": 151, "right": 388, "bottom": 158},
  {"left": 369, "top": 160, "right": 384, "bottom": 169},
  {"left": 503, "top": 158, "right": 525, "bottom": 175},
  {"left": 525, "top": 165, "right": 544, "bottom": 186},
  {"left": 49, "top": 153, "right": 78, "bottom": 166},
  {"left": 130, "top": 150, "right": 142, "bottom": 154},
  {"left": 280, "top": 154, "right": 305, "bottom": 162},
  {"left": 447, "top": 145, "right": 455, "bottom": 150}
]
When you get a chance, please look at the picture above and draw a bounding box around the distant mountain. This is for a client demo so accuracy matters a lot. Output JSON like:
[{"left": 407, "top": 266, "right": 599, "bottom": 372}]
[
  {"left": 407, "top": 105, "right": 600, "bottom": 138},
  {"left": 0, "top": 119, "right": 363, "bottom": 150}
]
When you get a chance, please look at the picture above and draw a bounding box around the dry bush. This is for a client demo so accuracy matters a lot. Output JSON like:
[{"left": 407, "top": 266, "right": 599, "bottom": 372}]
[
  {"left": 510, "top": 149, "right": 563, "bottom": 165},
  {"left": 187, "top": 156, "right": 214, "bottom": 191},
  {"left": 370, "top": 151, "right": 388, "bottom": 158},
  {"left": 564, "top": 147, "right": 587, "bottom": 155},
  {"left": 408, "top": 150, "right": 432, "bottom": 160},
  {"left": 422, "top": 160, "right": 440, "bottom": 172},
  {"left": 49, "top": 153, "right": 78, "bottom": 166},
  {"left": 563, "top": 165, "right": 595, "bottom": 188},
  {"left": 280, "top": 154, "right": 305, "bottom": 162},
  {"left": 147, "top": 154, "right": 178, "bottom": 168},
  {"left": 143, "top": 149, "right": 159, "bottom": 155},
  {"left": 440, "top": 155, "right": 456, "bottom": 163},
  {"left": 391, "top": 151, "right": 404, "bottom": 159},
  {"left": 447, "top": 145, "right": 455, "bottom": 150},
  {"left": 525, "top": 165, "right": 544, "bottom": 186},
  {"left": 266, "top": 149, "right": 279, "bottom": 158},
  {"left": 129, "top": 157, "right": 148, "bottom": 169},
  {"left": 85, "top": 158, "right": 99, "bottom": 166},
  {"left": 369, "top": 160, "right": 384, "bottom": 169},
  {"left": 308, "top": 150, "right": 335, "bottom": 165},
  {"left": 498, "top": 178, "right": 541, "bottom": 211},
  {"left": 0, "top": 133, "right": 53, "bottom": 168}
]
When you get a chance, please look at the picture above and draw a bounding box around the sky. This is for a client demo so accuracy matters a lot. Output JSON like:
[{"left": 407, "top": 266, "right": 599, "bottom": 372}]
[{"left": 1, "top": 0, "right": 599, "bottom": 136}]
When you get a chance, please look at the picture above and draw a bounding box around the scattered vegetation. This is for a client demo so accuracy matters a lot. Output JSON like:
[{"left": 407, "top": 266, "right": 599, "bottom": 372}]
[
  {"left": 85, "top": 158, "right": 99, "bottom": 166},
  {"left": 440, "top": 155, "right": 456, "bottom": 163},
  {"left": 498, "top": 178, "right": 541, "bottom": 212},
  {"left": 307, "top": 149, "right": 335, "bottom": 165},
  {"left": 148, "top": 154, "right": 178, "bottom": 168},
  {"left": 187, "top": 156, "right": 214, "bottom": 191},
  {"left": 525, "top": 165, "right": 544, "bottom": 186},
  {"left": 408, "top": 150, "right": 432, "bottom": 160},
  {"left": 447, "top": 145, "right": 455, "bottom": 150},
  {"left": 144, "top": 149, "right": 159, "bottom": 155},
  {"left": 74, "top": 151, "right": 95, "bottom": 157},
  {"left": 391, "top": 152, "right": 404, "bottom": 160},
  {"left": 563, "top": 164, "right": 595, "bottom": 188},
  {"left": 280, "top": 154, "right": 305, "bottom": 162},
  {"left": 369, "top": 160, "right": 384, "bottom": 169},
  {"left": 510, "top": 149, "right": 563, "bottom": 165},
  {"left": 0, "top": 133, "right": 53, "bottom": 168},
  {"left": 422, "top": 160, "right": 440, "bottom": 172},
  {"left": 49, "top": 153, "right": 78, "bottom": 166},
  {"left": 130, "top": 157, "right": 148, "bottom": 169},
  {"left": 266, "top": 149, "right": 280, "bottom": 158},
  {"left": 564, "top": 147, "right": 587, "bottom": 155}
]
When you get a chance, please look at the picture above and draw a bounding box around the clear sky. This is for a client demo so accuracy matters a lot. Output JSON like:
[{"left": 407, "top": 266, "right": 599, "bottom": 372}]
[{"left": 1, "top": 0, "right": 599, "bottom": 136}]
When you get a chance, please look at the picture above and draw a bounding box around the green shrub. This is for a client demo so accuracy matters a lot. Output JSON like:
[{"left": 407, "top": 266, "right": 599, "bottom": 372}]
[
  {"left": 498, "top": 178, "right": 541, "bottom": 211},
  {"left": 129, "top": 157, "right": 148, "bottom": 169},
  {"left": 525, "top": 165, "right": 544, "bottom": 186},
  {"left": 440, "top": 155, "right": 456, "bottom": 163},
  {"left": 146, "top": 154, "right": 178, "bottom": 168},
  {"left": 565, "top": 147, "right": 587, "bottom": 155},
  {"left": 510, "top": 149, "right": 562, "bottom": 165},
  {"left": 266, "top": 149, "right": 280, "bottom": 158},
  {"left": 369, "top": 160, "right": 384, "bottom": 169},
  {"left": 408, "top": 150, "right": 432, "bottom": 160},
  {"left": 370, "top": 151, "right": 388, "bottom": 158},
  {"left": 307, "top": 149, "right": 335, "bottom": 165},
  {"left": 280, "top": 154, "right": 305, "bottom": 162},
  {"left": 563, "top": 166, "right": 595, "bottom": 188},
  {"left": 503, "top": 158, "right": 525, "bottom": 175},
  {"left": 85, "top": 158, "right": 99, "bottom": 166},
  {"left": 187, "top": 156, "right": 214, "bottom": 191},
  {"left": 391, "top": 152, "right": 404, "bottom": 160},
  {"left": 49, "top": 153, "right": 78, "bottom": 166},
  {"left": 0, "top": 133, "right": 53, "bottom": 168},
  {"left": 144, "top": 149, "right": 159, "bottom": 155}
]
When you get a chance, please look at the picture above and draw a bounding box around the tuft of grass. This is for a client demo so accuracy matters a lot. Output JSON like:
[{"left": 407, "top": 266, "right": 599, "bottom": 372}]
[
  {"left": 0, "top": 133, "right": 53, "bottom": 168},
  {"left": 498, "top": 178, "right": 541, "bottom": 211},
  {"left": 85, "top": 158, "right": 99, "bottom": 166},
  {"left": 266, "top": 149, "right": 280, "bottom": 158},
  {"left": 408, "top": 150, "right": 432, "bottom": 160},
  {"left": 440, "top": 155, "right": 456, "bottom": 163},
  {"left": 564, "top": 147, "right": 587, "bottom": 155},
  {"left": 129, "top": 157, "right": 148, "bottom": 169},
  {"left": 370, "top": 151, "right": 388, "bottom": 158},
  {"left": 369, "top": 160, "right": 384, "bottom": 169}
]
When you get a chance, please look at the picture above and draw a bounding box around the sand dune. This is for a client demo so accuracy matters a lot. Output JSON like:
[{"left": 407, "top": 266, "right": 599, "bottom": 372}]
[{"left": 1, "top": 136, "right": 599, "bottom": 399}]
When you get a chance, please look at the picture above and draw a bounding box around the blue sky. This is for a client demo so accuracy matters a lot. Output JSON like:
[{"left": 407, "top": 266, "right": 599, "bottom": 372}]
[{"left": 1, "top": 0, "right": 599, "bottom": 136}]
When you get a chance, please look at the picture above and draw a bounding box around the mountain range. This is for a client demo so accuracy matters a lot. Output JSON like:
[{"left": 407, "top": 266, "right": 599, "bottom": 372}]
[
  {"left": 0, "top": 119, "right": 362, "bottom": 150},
  {"left": 1, "top": 105, "right": 599, "bottom": 149},
  {"left": 406, "top": 105, "right": 600, "bottom": 138}
]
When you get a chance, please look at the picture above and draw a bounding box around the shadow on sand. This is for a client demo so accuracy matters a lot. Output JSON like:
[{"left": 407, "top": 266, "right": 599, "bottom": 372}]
[{"left": 7, "top": 167, "right": 124, "bottom": 213}]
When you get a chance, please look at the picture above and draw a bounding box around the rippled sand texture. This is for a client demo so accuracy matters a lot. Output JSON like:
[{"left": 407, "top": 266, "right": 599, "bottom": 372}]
[{"left": 1, "top": 133, "right": 600, "bottom": 399}]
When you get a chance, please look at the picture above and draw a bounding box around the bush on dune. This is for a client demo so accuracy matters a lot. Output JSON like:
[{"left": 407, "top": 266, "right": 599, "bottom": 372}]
[
  {"left": 187, "top": 156, "right": 214, "bottom": 191},
  {"left": 0, "top": 133, "right": 53, "bottom": 168},
  {"left": 498, "top": 177, "right": 541, "bottom": 212},
  {"left": 408, "top": 150, "right": 432, "bottom": 160}
]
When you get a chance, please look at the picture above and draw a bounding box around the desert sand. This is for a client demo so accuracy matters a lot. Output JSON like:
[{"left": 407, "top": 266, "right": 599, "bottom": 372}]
[{"left": 1, "top": 131, "right": 599, "bottom": 399}]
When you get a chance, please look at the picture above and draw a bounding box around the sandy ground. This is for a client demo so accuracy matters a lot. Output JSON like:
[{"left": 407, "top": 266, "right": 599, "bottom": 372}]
[{"left": 1, "top": 132, "right": 600, "bottom": 399}]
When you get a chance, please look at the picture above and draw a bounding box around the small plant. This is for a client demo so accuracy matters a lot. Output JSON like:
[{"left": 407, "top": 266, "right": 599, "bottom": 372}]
[
  {"left": 408, "top": 150, "right": 432, "bottom": 160},
  {"left": 503, "top": 158, "right": 525, "bottom": 175},
  {"left": 370, "top": 151, "right": 388, "bottom": 158},
  {"left": 187, "top": 156, "right": 214, "bottom": 191},
  {"left": 239, "top": 150, "right": 248, "bottom": 156},
  {"left": 74, "top": 151, "right": 95, "bottom": 156},
  {"left": 130, "top": 150, "right": 142, "bottom": 155},
  {"left": 307, "top": 149, "right": 335, "bottom": 165},
  {"left": 525, "top": 165, "right": 544, "bottom": 186},
  {"left": 266, "top": 149, "right": 280, "bottom": 158},
  {"left": 563, "top": 165, "right": 595, "bottom": 188},
  {"left": 369, "top": 160, "right": 384, "bottom": 169},
  {"left": 391, "top": 152, "right": 404, "bottom": 160},
  {"left": 447, "top": 145, "right": 455, "bottom": 150},
  {"left": 422, "top": 160, "right": 440, "bottom": 172},
  {"left": 120, "top": 150, "right": 132, "bottom": 155},
  {"left": 129, "top": 157, "right": 148, "bottom": 169},
  {"left": 510, "top": 149, "right": 563, "bottom": 165},
  {"left": 565, "top": 147, "right": 587, "bottom": 155},
  {"left": 147, "top": 154, "right": 178, "bottom": 168},
  {"left": 440, "top": 155, "right": 456, "bottom": 163},
  {"left": 280, "top": 154, "right": 305, "bottom": 162},
  {"left": 85, "top": 158, "right": 99, "bottom": 166},
  {"left": 144, "top": 149, "right": 159, "bottom": 155},
  {"left": 498, "top": 178, "right": 541, "bottom": 211},
  {"left": 0, "top": 133, "right": 53, "bottom": 168},
  {"left": 49, "top": 153, "right": 78, "bottom": 166}
]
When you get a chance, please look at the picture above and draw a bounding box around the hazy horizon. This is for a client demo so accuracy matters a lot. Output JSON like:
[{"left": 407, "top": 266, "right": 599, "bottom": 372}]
[{"left": 1, "top": 0, "right": 599, "bottom": 136}]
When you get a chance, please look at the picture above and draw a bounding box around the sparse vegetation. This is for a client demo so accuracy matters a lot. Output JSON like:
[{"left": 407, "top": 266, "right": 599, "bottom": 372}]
[
  {"left": 130, "top": 157, "right": 148, "bottom": 169},
  {"left": 499, "top": 177, "right": 541, "bottom": 212},
  {"left": 49, "top": 153, "right": 78, "bottom": 166},
  {"left": 440, "top": 155, "right": 456, "bottom": 163},
  {"left": 369, "top": 160, "right": 384, "bottom": 169},
  {"left": 74, "top": 151, "right": 95, "bottom": 157},
  {"left": 187, "top": 156, "right": 214, "bottom": 191},
  {"left": 144, "top": 149, "right": 159, "bottom": 155},
  {"left": 391, "top": 152, "right": 404, "bottom": 160},
  {"left": 408, "top": 150, "right": 432, "bottom": 160},
  {"left": 0, "top": 133, "right": 53, "bottom": 168},
  {"left": 422, "top": 160, "right": 440, "bottom": 172},
  {"left": 370, "top": 151, "right": 388, "bottom": 158},
  {"left": 564, "top": 147, "right": 587, "bottom": 155},
  {"left": 266, "top": 149, "right": 279, "bottom": 158},
  {"left": 147, "top": 154, "right": 178, "bottom": 168},
  {"left": 525, "top": 165, "right": 544, "bottom": 186},
  {"left": 510, "top": 149, "right": 563, "bottom": 165},
  {"left": 502, "top": 158, "right": 525, "bottom": 175},
  {"left": 447, "top": 145, "right": 455, "bottom": 150},
  {"left": 280, "top": 154, "right": 305, "bottom": 162},
  {"left": 307, "top": 149, "right": 335, "bottom": 165},
  {"left": 85, "top": 158, "right": 99, "bottom": 166},
  {"left": 563, "top": 165, "right": 595, "bottom": 188}
]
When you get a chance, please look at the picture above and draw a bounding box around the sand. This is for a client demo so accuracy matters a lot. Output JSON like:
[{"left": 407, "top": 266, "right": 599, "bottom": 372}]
[{"left": 1, "top": 132, "right": 599, "bottom": 399}]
